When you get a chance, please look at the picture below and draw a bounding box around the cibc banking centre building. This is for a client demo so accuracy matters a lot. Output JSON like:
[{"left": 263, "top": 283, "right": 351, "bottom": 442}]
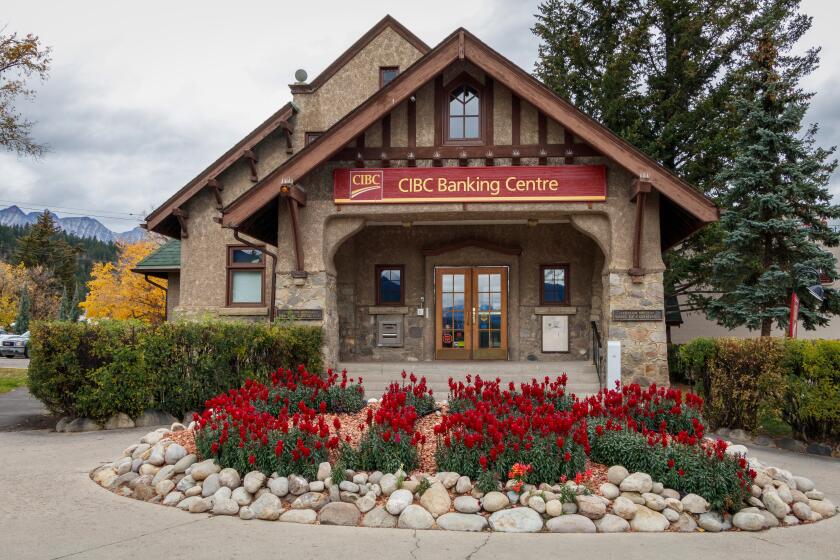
[{"left": 138, "top": 16, "right": 719, "bottom": 388}]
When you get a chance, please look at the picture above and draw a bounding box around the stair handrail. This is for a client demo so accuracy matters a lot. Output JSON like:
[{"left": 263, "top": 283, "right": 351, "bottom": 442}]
[{"left": 591, "top": 321, "right": 604, "bottom": 390}]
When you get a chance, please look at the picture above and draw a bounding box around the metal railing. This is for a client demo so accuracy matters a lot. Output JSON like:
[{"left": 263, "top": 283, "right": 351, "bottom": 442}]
[{"left": 591, "top": 321, "right": 603, "bottom": 390}]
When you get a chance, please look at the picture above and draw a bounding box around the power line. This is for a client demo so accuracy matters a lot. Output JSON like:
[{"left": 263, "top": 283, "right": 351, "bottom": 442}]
[{"left": 0, "top": 199, "right": 145, "bottom": 219}]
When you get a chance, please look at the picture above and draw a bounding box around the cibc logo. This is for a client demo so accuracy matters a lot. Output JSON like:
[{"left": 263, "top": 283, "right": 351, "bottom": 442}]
[{"left": 349, "top": 170, "right": 384, "bottom": 200}]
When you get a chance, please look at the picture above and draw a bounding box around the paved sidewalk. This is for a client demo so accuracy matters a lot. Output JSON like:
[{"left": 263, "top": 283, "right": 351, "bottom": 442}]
[
  {"left": 0, "top": 428, "right": 838, "bottom": 560},
  {"left": 0, "top": 387, "right": 55, "bottom": 431}
]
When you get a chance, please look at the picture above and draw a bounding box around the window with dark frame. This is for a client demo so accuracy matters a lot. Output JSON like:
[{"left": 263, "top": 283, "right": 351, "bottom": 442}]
[
  {"left": 305, "top": 132, "right": 323, "bottom": 146},
  {"left": 446, "top": 79, "right": 482, "bottom": 143},
  {"left": 227, "top": 246, "right": 266, "bottom": 306},
  {"left": 376, "top": 265, "right": 404, "bottom": 305},
  {"left": 540, "top": 265, "right": 569, "bottom": 305},
  {"left": 379, "top": 66, "right": 399, "bottom": 88}
]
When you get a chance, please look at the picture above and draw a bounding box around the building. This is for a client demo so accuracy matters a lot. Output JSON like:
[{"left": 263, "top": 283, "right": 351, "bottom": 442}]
[{"left": 139, "top": 16, "right": 719, "bottom": 386}]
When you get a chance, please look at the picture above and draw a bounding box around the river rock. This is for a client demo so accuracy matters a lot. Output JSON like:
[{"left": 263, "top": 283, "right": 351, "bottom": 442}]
[
  {"left": 212, "top": 497, "right": 239, "bottom": 516},
  {"left": 317, "top": 462, "right": 332, "bottom": 481},
  {"left": 674, "top": 512, "right": 698, "bottom": 532},
  {"left": 356, "top": 493, "right": 376, "bottom": 513},
  {"left": 528, "top": 495, "right": 546, "bottom": 514},
  {"left": 607, "top": 465, "right": 630, "bottom": 485},
  {"left": 481, "top": 491, "right": 510, "bottom": 512},
  {"left": 546, "top": 514, "right": 597, "bottom": 533},
  {"left": 176, "top": 496, "right": 202, "bottom": 511},
  {"left": 612, "top": 496, "right": 637, "bottom": 520},
  {"left": 362, "top": 506, "right": 398, "bottom": 528},
  {"left": 280, "top": 509, "right": 317, "bottom": 524},
  {"left": 793, "top": 476, "right": 815, "bottom": 492},
  {"left": 339, "top": 480, "right": 360, "bottom": 493},
  {"left": 250, "top": 493, "right": 282, "bottom": 520},
  {"left": 456, "top": 476, "right": 473, "bottom": 494},
  {"left": 576, "top": 495, "right": 606, "bottom": 519},
  {"left": 809, "top": 499, "right": 836, "bottom": 518},
  {"left": 104, "top": 413, "right": 134, "bottom": 430},
  {"left": 173, "top": 454, "right": 196, "bottom": 474},
  {"left": 232, "top": 487, "right": 252, "bottom": 506},
  {"left": 398, "top": 505, "right": 435, "bottom": 529},
  {"left": 386, "top": 489, "right": 414, "bottom": 515},
  {"left": 268, "top": 476, "right": 289, "bottom": 497},
  {"left": 239, "top": 506, "right": 255, "bottom": 520},
  {"left": 437, "top": 512, "right": 488, "bottom": 531},
  {"left": 763, "top": 491, "right": 790, "bottom": 519},
  {"left": 243, "top": 471, "right": 266, "bottom": 493},
  {"left": 163, "top": 444, "right": 187, "bottom": 465},
  {"left": 594, "top": 513, "right": 630, "bottom": 533},
  {"left": 642, "top": 492, "right": 667, "bottom": 512},
  {"left": 420, "top": 482, "right": 451, "bottom": 517},
  {"left": 599, "top": 483, "right": 620, "bottom": 499},
  {"left": 218, "top": 468, "right": 241, "bottom": 489},
  {"left": 288, "top": 475, "right": 308, "bottom": 495},
  {"left": 188, "top": 497, "right": 213, "bottom": 513},
  {"left": 65, "top": 418, "right": 102, "bottom": 432},
  {"left": 201, "top": 473, "right": 221, "bottom": 497},
  {"left": 155, "top": 479, "right": 175, "bottom": 497},
  {"left": 698, "top": 512, "right": 722, "bottom": 532},
  {"left": 379, "top": 473, "right": 398, "bottom": 495},
  {"left": 190, "top": 460, "right": 220, "bottom": 481},
  {"left": 733, "top": 511, "right": 764, "bottom": 531},
  {"left": 488, "top": 507, "right": 544, "bottom": 533},
  {"left": 319, "top": 502, "right": 361, "bottom": 526},
  {"left": 162, "top": 491, "right": 184, "bottom": 506},
  {"left": 292, "top": 492, "right": 329, "bottom": 510},
  {"left": 134, "top": 409, "right": 177, "bottom": 428},
  {"left": 620, "top": 472, "right": 653, "bottom": 493},
  {"left": 629, "top": 506, "right": 669, "bottom": 532},
  {"left": 455, "top": 496, "right": 481, "bottom": 513},
  {"left": 681, "top": 493, "right": 710, "bottom": 514}
]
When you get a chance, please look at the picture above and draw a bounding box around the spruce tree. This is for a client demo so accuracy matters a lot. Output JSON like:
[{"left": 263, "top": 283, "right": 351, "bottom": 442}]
[
  {"left": 58, "top": 287, "right": 69, "bottom": 321},
  {"left": 15, "top": 288, "right": 30, "bottom": 334},
  {"left": 706, "top": 16, "right": 840, "bottom": 335},
  {"left": 69, "top": 283, "right": 82, "bottom": 322}
]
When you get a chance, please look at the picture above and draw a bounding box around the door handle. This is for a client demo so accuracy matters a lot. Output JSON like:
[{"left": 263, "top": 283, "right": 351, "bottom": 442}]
[{"left": 472, "top": 307, "right": 476, "bottom": 325}]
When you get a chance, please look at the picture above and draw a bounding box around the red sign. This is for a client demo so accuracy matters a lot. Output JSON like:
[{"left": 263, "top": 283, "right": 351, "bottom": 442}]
[
  {"left": 333, "top": 165, "right": 607, "bottom": 204},
  {"left": 789, "top": 292, "right": 800, "bottom": 338}
]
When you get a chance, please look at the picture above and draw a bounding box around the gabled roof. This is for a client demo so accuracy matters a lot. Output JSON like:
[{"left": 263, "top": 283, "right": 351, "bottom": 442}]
[
  {"left": 221, "top": 28, "right": 718, "bottom": 244},
  {"left": 144, "top": 102, "right": 296, "bottom": 238},
  {"left": 290, "top": 15, "right": 430, "bottom": 94},
  {"left": 131, "top": 240, "right": 181, "bottom": 276}
]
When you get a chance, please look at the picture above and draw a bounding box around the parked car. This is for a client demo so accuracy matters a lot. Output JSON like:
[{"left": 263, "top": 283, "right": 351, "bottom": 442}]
[{"left": 1, "top": 331, "right": 29, "bottom": 358}]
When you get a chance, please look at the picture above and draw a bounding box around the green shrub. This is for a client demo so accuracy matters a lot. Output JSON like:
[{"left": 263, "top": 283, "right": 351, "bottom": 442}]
[
  {"left": 703, "top": 337, "right": 785, "bottom": 432},
  {"left": 781, "top": 339, "right": 840, "bottom": 440},
  {"left": 678, "top": 338, "right": 717, "bottom": 395},
  {"left": 28, "top": 320, "right": 323, "bottom": 422},
  {"left": 590, "top": 427, "right": 751, "bottom": 512}
]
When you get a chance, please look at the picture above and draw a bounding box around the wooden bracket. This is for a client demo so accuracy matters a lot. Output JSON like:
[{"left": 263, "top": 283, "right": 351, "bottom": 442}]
[
  {"left": 458, "top": 31, "right": 465, "bottom": 60},
  {"left": 629, "top": 186, "right": 648, "bottom": 282},
  {"left": 631, "top": 177, "right": 653, "bottom": 202},
  {"left": 283, "top": 128, "right": 293, "bottom": 154},
  {"left": 207, "top": 178, "right": 224, "bottom": 210},
  {"left": 284, "top": 194, "right": 306, "bottom": 276},
  {"left": 172, "top": 207, "right": 189, "bottom": 238},
  {"left": 243, "top": 149, "right": 259, "bottom": 182},
  {"left": 280, "top": 183, "right": 307, "bottom": 207}
]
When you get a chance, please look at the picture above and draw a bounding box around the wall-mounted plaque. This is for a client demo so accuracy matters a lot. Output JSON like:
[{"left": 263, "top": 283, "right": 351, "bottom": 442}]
[
  {"left": 542, "top": 315, "right": 569, "bottom": 352},
  {"left": 612, "top": 309, "right": 663, "bottom": 322},
  {"left": 276, "top": 308, "right": 324, "bottom": 321}
]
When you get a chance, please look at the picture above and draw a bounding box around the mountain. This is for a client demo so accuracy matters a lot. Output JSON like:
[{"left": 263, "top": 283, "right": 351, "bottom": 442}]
[{"left": 0, "top": 205, "right": 147, "bottom": 243}]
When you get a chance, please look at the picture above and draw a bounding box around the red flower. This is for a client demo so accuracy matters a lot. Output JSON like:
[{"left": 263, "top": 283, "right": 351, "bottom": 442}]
[
  {"left": 479, "top": 456, "right": 488, "bottom": 470},
  {"left": 677, "top": 469, "right": 685, "bottom": 477},
  {"left": 248, "top": 454, "right": 256, "bottom": 465},
  {"left": 667, "top": 459, "right": 675, "bottom": 469}
]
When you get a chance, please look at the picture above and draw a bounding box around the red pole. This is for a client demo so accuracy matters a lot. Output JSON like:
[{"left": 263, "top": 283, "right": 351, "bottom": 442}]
[{"left": 788, "top": 292, "right": 800, "bottom": 338}]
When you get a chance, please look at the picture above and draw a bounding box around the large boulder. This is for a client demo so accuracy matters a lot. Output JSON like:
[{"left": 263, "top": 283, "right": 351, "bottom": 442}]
[
  {"left": 362, "top": 506, "right": 398, "bottom": 528},
  {"left": 291, "top": 492, "right": 329, "bottom": 511},
  {"left": 611, "top": 496, "right": 638, "bottom": 520},
  {"left": 681, "top": 493, "right": 710, "bottom": 514},
  {"left": 545, "top": 514, "right": 597, "bottom": 533},
  {"left": 594, "top": 514, "right": 630, "bottom": 533},
  {"left": 619, "top": 472, "right": 653, "bottom": 493},
  {"left": 319, "top": 502, "right": 361, "bottom": 526},
  {"left": 420, "top": 482, "right": 451, "bottom": 518},
  {"left": 481, "top": 491, "right": 510, "bottom": 512},
  {"left": 488, "top": 508, "right": 544, "bottom": 533},
  {"left": 575, "top": 495, "right": 607, "bottom": 519},
  {"left": 629, "top": 506, "right": 669, "bottom": 532},
  {"left": 280, "top": 509, "right": 317, "bottom": 524},
  {"left": 733, "top": 511, "right": 765, "bottom": 531},
  {"left": 398, "top": 505, "right": 435, "bottom": 529},
  {"left": 104, "top": 413, "right": 135, "bottom": 430},
  {"left": 134, "top": 409, "right": 177, "bottom": 428},
  {"left": 250, "top": 493, "right": 282, "bottom": 520}
]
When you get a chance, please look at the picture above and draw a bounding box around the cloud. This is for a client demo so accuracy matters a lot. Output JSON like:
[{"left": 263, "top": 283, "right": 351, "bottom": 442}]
[{"left": 1, "top": 0, "right": 838, "bottom": 231}]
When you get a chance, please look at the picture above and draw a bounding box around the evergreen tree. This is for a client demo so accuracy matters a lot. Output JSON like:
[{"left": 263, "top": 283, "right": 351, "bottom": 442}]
[
  {"left": 706, "top": 14, "right": 840, "bottom": 335},
  {"left": 15, "top": 288, "right": 30, "bottom": 334},
  {"left": 69, "top": 283, "right": 82, "bottom": 322},
  {"left": 12, "top": 211, "right": 81, "bottom": 303},
  {"left": 58, "top": 287, "right": 69, "bottom": 321},
  {"left": 532, "top": 0, "right": 809, "bottom": 319}
]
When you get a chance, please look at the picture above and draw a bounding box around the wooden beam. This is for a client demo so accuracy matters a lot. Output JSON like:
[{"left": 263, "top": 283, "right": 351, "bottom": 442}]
[
  {"left": 280, "top": 184, "right": 307, "bottom": 207},
  {"left": 631, "top": 178, "right": 653, "bottom": 202},
  {"left": 284, "top": 128, "right": 293, "bottom": 154},
  {"left": 511, "top": 94, "right": 520, "bottom": 166},
  {"left": 329, "top": 143, "right": 599, "bottom": 162},
  {"left": 630, "top": 190, "right": 647, "bottom": 280},
  {"left": 434, "top": 74, "right": 443, "bottom": 147},
  {"left": 286, "top": 196, "right": 305, "bottom": 275},
  {"left": 243, "top": 149, "right": 259, "bottom": 182},
  {"left": 172, "top": 208, "right": 189, "bottom": 239},
  {"left": 407, "top": 96, "right": 416, "bottom": 149},
  {"left": 485, "top": 76, "right": 494, "bottom": 147},
  {"left": 207, "top": 178, "right": 224, "bottom": 209}
]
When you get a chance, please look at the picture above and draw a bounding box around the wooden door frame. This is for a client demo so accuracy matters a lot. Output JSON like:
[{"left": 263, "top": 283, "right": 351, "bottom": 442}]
[{"left": 434, "top": 265, "right": 509, "bottom": 360}]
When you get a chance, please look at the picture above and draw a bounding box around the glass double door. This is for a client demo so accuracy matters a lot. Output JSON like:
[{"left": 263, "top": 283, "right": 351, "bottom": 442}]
[{"left": 435, "top": 267, "right": 508, "bottom": 360}]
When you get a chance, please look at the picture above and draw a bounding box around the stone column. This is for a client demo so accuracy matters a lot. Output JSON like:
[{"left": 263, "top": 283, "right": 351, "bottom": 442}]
[
  {"left": 606, "top": 271, "right": 668, "bottom": 386},
  {"left": 275, "top": 271, "right": 338, "bottom": 370}
]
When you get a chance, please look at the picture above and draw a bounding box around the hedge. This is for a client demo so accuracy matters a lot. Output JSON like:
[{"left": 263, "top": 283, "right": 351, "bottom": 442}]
[
  {"left": 28, "top": 320, "right": 323, "bottom": 422},
  {"left": 678, "top": 337, "right": 840, "bottom": 441}
]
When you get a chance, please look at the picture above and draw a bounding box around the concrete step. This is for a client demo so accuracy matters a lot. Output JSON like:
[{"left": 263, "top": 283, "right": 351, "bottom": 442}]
[{"left": 339, "top": 360, "right": 603, "bottom": 398}]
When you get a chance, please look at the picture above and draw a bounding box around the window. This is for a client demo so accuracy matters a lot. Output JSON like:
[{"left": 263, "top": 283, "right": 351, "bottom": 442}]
[
  {"left": 446, "top": 80, "right": 482, "bottom": 142},
  {"left": 379, "top": 66, "right": 399, "bottom": 88},
  {"left": 227, "top": 246, "right": 265, "bottom": 306},
  {"left": 376, "top": 265, "right": 404, "bottom": 305},
  {"left": 305, "top": 132, "right": 323, "bottom": 146},
  {"left": 540, "top": 265, "right": 569, "bottom": 305}
]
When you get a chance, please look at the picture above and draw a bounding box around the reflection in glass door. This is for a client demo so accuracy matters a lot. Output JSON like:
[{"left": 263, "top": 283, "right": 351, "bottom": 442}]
[{"left": 435, "top": 267, "right": 508, "bottom": 360}]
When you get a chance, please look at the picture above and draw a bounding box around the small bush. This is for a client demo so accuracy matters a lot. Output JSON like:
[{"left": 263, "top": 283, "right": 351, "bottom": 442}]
[
  {"left": 28, "top": 320, "right": 323, "bottom": 421},
  {"left": 590, "top": 426, "right": 752, "bottom": 512},
  {"left": 253, "top": 366, "right": 365, "bottom": 416},
  {"left": 782, "top": 339, "right": 840, "bottom": 440}
]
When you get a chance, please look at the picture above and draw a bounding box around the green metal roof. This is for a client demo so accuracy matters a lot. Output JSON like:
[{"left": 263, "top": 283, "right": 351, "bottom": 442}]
[{"left": 133, "top": 240, "right": 181, "bottom": 271}]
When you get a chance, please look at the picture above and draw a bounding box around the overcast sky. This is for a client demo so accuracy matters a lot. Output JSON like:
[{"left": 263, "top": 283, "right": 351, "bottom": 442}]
[{"left": 2, "top": 0, "right": 838, "bottom": 232}]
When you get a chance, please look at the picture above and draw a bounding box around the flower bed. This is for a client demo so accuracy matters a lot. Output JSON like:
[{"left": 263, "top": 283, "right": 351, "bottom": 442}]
[{"left": 90, "top": 371, "right": 838, "bottom": 533}]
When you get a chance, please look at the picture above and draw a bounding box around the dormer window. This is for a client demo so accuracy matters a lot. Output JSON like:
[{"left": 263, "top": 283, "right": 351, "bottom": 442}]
[
  {"left": 444, "top": 74, "right": 484, "bottom": 144},
  {"left": 380, "top": 66, "right": 399, "bottom": 88}
]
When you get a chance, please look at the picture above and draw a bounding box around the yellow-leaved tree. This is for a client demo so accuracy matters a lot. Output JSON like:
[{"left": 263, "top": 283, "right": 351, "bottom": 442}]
[
  {"left": 0, "top": 262, "right": 25, "bottom": 328},
  {"left": 81, "top": 241, "right": 166, "bottom": 323}
]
